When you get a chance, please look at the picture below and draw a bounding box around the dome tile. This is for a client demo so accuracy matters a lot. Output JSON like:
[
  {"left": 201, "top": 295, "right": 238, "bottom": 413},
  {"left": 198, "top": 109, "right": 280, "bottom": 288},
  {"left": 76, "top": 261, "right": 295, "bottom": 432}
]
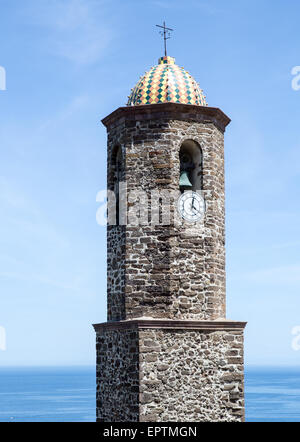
[{"left": 127, "top": 57, "right": 207, "bottom": 107}]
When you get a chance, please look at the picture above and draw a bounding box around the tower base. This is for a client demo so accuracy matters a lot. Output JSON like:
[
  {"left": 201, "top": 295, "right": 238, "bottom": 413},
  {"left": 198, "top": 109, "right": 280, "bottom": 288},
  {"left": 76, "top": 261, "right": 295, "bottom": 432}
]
[{"left": 94, "top": 319, "right": 246, "bottom": 422}]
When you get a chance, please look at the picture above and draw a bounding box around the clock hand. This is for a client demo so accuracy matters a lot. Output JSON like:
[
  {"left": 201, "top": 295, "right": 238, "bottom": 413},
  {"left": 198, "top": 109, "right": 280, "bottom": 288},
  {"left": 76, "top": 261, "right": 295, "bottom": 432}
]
[
  {"left": 190, "top": 203, "right": 199, "bottom": 215},
  {"left": 192, "top": 196, "right": 195, "bottom": 209},
  {"left": 192, "top": 196, "right": 200, "bottom": 213}
]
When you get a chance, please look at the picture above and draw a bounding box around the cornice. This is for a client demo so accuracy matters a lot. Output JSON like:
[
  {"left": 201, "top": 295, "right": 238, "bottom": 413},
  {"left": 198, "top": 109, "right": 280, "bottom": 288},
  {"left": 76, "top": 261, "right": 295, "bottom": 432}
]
[
  {"left": 101, "top": 103, "right": 231, "bottom": 133},
  {"left": 93, "top": 319, "right": 246, "bottom": 332}
]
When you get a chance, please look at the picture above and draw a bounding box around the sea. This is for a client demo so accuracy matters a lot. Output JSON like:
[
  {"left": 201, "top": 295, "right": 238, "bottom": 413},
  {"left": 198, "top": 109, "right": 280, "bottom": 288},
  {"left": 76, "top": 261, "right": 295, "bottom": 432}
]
[{"left": 0, "top": 366, "right": 299, "bottom": 422}]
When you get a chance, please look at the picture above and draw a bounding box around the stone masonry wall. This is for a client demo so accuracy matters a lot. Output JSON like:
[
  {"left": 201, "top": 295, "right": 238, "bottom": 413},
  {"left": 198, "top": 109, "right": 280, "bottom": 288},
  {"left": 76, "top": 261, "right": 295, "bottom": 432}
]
[
  {"left": 139, "top": 328, "right": 244, "bottom": 422},
  {"left": 106, "top": 107, "right": 226, "bottom": 321},
  {"left": 96, "top": 327, "right": 139, "bottom": 422},
  {"left": 107, "top": 225, "right": 126, "bottom": 321},
  {"left": 95, "top": 324, "right": 245, "bottom": 422}
]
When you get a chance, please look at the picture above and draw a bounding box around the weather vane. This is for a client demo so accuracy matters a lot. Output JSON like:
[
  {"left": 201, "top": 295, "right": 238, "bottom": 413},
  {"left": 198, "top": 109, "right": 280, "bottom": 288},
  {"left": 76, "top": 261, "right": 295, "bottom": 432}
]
[{"left": 156, "top": 21, "right": 173, "bottom": 57}]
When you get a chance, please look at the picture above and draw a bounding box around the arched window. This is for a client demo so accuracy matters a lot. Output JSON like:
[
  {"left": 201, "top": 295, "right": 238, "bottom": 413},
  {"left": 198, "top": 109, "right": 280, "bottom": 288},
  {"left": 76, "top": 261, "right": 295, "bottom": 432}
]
[{"left": 179, "top": 140, "right": 203, "bottom": 193}]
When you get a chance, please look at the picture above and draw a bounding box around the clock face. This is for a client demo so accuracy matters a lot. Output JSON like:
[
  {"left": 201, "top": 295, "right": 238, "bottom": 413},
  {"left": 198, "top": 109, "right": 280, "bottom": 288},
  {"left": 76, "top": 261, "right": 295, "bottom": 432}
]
[{"left": 177, "top": 191, "right": 205, "bottom": 223}]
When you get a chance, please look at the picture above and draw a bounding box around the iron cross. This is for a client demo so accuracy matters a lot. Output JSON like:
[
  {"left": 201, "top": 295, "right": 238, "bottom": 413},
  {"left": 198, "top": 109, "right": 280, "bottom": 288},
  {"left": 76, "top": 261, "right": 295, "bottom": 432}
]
[{"left": 156, "top": 21, "right": 173, "bottom": 57}]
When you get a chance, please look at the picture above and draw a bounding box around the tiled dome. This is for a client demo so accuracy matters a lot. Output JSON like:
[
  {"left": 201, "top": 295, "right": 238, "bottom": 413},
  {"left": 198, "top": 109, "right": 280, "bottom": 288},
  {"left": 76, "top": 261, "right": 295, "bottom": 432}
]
[{"left": 127, "top": 56, "right": 207, "bottom": 107}]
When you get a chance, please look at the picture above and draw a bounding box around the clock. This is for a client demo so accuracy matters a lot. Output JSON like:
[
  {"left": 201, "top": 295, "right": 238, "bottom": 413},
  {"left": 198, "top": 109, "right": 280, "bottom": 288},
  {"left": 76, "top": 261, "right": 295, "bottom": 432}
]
[{"left": 177, "top": 191, "right": 205, "bottom": 223}]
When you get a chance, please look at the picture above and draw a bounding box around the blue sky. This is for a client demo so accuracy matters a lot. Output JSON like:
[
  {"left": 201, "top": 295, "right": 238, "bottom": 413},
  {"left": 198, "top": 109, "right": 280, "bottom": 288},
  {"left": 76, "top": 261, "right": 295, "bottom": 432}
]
[{"left": 0, "top": 0, "right": 300, "bottom": 366}]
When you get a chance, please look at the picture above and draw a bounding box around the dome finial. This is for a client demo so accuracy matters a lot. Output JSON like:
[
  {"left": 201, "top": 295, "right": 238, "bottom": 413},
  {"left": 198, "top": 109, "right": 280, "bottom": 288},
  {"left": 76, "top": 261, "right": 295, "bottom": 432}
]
[{"left": 156, "top": 21, "right": 173, "bottom": 57}]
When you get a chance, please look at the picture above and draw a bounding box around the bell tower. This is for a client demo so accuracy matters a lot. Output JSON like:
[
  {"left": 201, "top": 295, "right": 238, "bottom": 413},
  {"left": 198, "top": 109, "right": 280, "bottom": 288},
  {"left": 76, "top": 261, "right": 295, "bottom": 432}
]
[{"left": 94, "top": 54, "right": 246, "bottom": 422}]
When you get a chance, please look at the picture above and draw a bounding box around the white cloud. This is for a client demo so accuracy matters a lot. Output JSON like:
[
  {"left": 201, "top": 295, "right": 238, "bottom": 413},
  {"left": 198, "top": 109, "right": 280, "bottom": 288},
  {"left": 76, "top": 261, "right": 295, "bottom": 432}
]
[
  {"left": 151, "top": 0, "right": 222, "bottom": 14},
  {"left": 231, "top": 264, "right": 300, "bottom": 285},
  {"left": 0, "top": 172, "right": 74, "bottom": 244},
  {"left": 0, "top": 176, "right": 40, "bottom": 213},
  {"left": 0, "top": 176, "right": 98, "bottom": 297},
  {"left": 24, "top": 0, "right": 113, "bottom": 64},
  {"left": 270, "top": 240, "right": 300, "bottom": 250},
  {"left": 0, "top": 270, "right": 81, "bottom": 291},
  {"left": 38, "top": 94, "right": 90, "bottom": 132}
]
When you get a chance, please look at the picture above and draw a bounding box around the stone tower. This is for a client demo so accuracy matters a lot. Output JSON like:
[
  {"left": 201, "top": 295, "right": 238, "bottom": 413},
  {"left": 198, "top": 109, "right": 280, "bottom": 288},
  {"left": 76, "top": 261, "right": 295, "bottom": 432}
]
[{"left": 94, "top": 55, "right": 246, "bottom": 422}]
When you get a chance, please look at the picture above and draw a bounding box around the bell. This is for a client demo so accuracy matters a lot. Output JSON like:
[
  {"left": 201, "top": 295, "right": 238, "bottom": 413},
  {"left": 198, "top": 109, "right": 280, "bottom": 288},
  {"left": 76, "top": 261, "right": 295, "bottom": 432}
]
[{"left": 179, "top": 170, "right": 193, "bottom": 190}]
